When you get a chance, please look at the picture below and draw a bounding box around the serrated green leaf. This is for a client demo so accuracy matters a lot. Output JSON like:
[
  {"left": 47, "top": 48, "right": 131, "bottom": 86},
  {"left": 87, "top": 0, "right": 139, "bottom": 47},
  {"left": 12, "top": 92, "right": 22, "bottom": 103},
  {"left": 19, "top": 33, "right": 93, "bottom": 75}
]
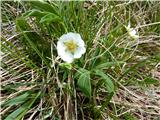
[
  {"left": 77, "top": 68, "right": 91, "bottom": 97},
  {"left": 94, "top": 70, "right": 114, "bottom": 93}
]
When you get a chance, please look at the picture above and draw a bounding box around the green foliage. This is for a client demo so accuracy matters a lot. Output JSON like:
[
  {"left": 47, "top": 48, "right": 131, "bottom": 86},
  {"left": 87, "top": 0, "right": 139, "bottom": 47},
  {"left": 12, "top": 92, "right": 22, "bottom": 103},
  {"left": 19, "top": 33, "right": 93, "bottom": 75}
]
[
  {"left": 122, "top": 112, "right": 138, "bottom": 120},
  {"left": 2, "top": 92, "right": 30, "bottom": 107},
  {"left": 94, "top": 70, "right": 114, "bottom": 93},
  {"left": 59, "top": 63, "right": 72, "bottom": 70},
  {"left": 16, "top": 17, "right": 51, "bottom": 67},
  {"left": 144, "top": 77, "right": 159, "bottom": 85},
  {"left": 24, "top": 9, "right": 50, "bottom": 18},
  {"left": 1, "top": 1, "right": 160, "bottom": 119},
  {"left": 40, "top": 13, "right": 61, "bottom": 24},
  {"left": 29, "top": 1, "right": 59, "bottom": 14},
  {"left": 95, "top": 61, "right": 125, "bottom": 69},
  {"left": 77, "top": 68, "right": 92, "bottom": 97},
  {"left": 4, "top": 92, "right": 40, "bottom": 120}
]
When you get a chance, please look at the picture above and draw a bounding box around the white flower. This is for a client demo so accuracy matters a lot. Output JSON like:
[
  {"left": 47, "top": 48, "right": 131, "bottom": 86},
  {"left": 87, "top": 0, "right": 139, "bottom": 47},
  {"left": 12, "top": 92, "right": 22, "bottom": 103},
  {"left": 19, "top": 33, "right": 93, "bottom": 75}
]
[
  {"left": 126, "top": 23, "right": 139, "bottom": 39},
  {"left": 57, "top": 32, "right": 86, "bottom": 63}
]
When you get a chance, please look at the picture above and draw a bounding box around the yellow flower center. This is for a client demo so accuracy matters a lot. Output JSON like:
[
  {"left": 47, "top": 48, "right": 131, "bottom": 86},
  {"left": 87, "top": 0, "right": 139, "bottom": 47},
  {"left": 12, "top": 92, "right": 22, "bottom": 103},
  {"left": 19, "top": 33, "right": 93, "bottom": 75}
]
[{"left": 64, "top": 40, "right": 78, "bottom": 53}]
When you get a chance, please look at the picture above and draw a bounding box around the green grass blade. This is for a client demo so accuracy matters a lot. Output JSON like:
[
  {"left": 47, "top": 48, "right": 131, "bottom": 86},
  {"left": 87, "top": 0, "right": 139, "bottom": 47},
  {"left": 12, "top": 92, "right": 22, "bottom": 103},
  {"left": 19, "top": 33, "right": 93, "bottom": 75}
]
[
  {"left": 4, "top": 92, "right": 40, "bottom": 120},
  {"left": 2, "top": 92, "right": 29, "bottom": 107}
]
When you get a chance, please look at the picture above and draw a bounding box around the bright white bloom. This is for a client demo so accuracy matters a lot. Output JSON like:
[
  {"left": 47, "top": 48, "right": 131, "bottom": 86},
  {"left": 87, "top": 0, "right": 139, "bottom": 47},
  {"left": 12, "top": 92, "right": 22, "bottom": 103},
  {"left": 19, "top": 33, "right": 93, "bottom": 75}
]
[
  {"left": 126, "top": 23, "right": 139, "bottom": 39},
  {"left": 57, "top": 32, "right": 86, "bottom": 63}
]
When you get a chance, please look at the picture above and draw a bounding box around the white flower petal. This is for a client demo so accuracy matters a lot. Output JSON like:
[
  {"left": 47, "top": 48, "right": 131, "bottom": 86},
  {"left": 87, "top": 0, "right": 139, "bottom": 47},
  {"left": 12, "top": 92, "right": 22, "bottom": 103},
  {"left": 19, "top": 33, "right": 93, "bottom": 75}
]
[
  {"left": 80, "top": 47, "right": 86, "bottom": 54},
  {"left": 57, "top": 41, "right": 65, "bottom": 56},
  {"left": 74, "top": 47, "right": 86, "bottom": 58},
  {"left": 59, "top": 50, "right": 74, "bottom": 63},
  {"left": 129, "top": 29, "right": 139, "bottom": 39},
  {"left": 71, "top": 33, "right": 85, "bottom": 47},
  {"left": 130, "top": 29, "right": 137, "bottom": 35},
  {"left": 61, "top": 52, "right": 74, "bottom": 63},
  {"left": 60, "top": 32, "right": 85, "bottom": 47},
  {"left": 59, "top": 33, "right": 74, "bottom": 42},
  {"left": 57, "top": 41, "right": 73, "bottom": 63}
]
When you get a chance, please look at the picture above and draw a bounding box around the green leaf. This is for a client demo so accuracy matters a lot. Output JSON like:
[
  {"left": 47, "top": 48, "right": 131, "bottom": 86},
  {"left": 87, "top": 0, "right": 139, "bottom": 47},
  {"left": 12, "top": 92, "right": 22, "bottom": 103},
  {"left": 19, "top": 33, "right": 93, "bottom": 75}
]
[
  {"left": 4, "top": 102, "right": 30, "bottom": 120},
  {"left": 3, "top": 92, "right": 29, "bottom": 107},
  {"left": 23, "top": 9, "right": 50, "bottom": 18},
  {"left": 153, "top": 53, "right": 160, "bottom": 61},
  {"left": 40, "top": 13, "right": 61, "bottom": 24},
  {"left": 144, "top": 77, "right": 158, "bottom": 85},
  {"left": 96, "top": 61, "right": 125, "bottom": 69},
  {"left": 24, "top": 9, "right": 62, "bottom": 25},
  {"left": 123, "top": 112, "right": 138, "bottom": 120},
  {"left": 59, "top": 63, "right": 72, "bottom": 70},
  {"left": 94, "top": 70, "right": 114, "bottom": 93},
  {"left": 4, "top": 92, "right": 40, "bottom": 120},
  {"left": 77, "top": 68, "right": 91, "bottom": 97},
  {"left": 29, "top": 1, "right": 58, "bottom": 14}
]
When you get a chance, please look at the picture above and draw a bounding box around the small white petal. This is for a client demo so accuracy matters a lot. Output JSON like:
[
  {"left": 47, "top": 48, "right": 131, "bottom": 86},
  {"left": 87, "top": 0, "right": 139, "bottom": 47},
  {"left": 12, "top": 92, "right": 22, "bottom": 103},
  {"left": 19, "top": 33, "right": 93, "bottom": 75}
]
[
  {"left": 127, "top": 22, "right": 131, "bottom": 28},
  {"left": 80, "top": 47, "right": 86, "bottom": 54},
  {"left": 74, "top": 47, "right": 86, "bottom": 58},
  {"left": 59, "top": 34, "right": 71, "bottom": 42},
  {"left": 62, "top": 52, "right": 74, "bottom": 63},
  {"left": 57, "top": 41, "right": 73, "bottom": 63},
  {"left": 72, "top": 33, "right": 85, "bottom": 47},
  {"left": 57, "top": 41, "right": 65, "bottom": 56},
  {"left": 129, "top": 29, "right": 139, "bottom": 39},
  {"left": 60, "top": 51, "right": 74, "bottom": 63},
  {"left": 130, "top": 29, "right": 137, "bottom": 35}
]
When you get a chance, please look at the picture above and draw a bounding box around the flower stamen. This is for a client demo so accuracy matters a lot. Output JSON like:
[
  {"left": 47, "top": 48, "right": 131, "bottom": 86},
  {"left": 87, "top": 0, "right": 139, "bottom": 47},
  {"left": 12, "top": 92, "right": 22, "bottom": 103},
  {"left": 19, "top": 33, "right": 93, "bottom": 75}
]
[{"left": 64, "top": 40, "right": 78, "bottom": 53}]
